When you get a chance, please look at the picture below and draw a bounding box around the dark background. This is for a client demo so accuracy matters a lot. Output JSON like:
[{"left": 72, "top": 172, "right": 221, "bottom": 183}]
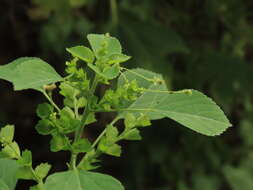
[{"left": 1, "top": 0, "right": 253, "bottom": 189}]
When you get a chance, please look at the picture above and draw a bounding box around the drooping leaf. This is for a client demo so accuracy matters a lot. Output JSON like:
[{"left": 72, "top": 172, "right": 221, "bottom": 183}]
[
  {"left": 0, "top": 159, "right": 19, "bottom": 190},
  {"left": 118, "top": 69, "right": 231, "bottom": 136},
  {"left": 66, "top": 46, "right": 95, "bottom": 63},
  {"left": 0, "top": 57, "right": 63, "bottom": 91},
  {"left": 44, "top": 170, "right": 124, "bottom": 190}
]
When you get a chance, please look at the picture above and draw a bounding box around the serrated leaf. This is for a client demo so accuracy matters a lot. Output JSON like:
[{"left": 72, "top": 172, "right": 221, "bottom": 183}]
[
  {"left": 36, "top": 103, "right": 54, "bottom": 119},
  {"left": 72, "top": 139, "right": 92, "bottom": 153},
  {"left": 50, "top": 133, "right": 70, "bottom": 152},
  {"left": 66, "top": 46, "right": 95, "bottom": 63},
  {"left": 0, "top": 57, "right": 63, "bottom": 91},
  {"left": 44, "top": 170, "right": 124, "bottom": 190},
  {"left": 35, "top": 119, "right": 55, "bottom": 135},
  {"left": 16, "top": 166, "right": 34, "bottom": 180},
  {"left": 0, "top": 159, "right": 19, "bottom": 190},
  {"left": 106, "top": 125, "right": 119, "bottom": 142},
  {"left": 118, "top": 69, "right": 231, "bottom": 136},
  {"left": 2, "top": 142, "right": 20, "bottom": 159},
  {"left": 123, "top": 128, "right": 142, "bottom": 140},
  {"left": 35, "top": 163, "right": 51, "bottom": 180},
  {"left": 87, "top": 34, "right": 122, "bottom": 58},
  {"left": 0, "top": 125, "right": 14, "bottom": 143},
  {"left": 17, "top": 150, "right": 32, "bottom": 166},
  {"left": 98, "top": 138, "right": 121, "bottom": 157},
  {"left": 124, "top": 113, "right": 136, "bottom": 129}
]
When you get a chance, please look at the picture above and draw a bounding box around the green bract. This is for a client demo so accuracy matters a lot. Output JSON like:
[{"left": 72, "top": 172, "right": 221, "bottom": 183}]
[{"left": 0, "top": 33, "right": 231, "bottom": 190}]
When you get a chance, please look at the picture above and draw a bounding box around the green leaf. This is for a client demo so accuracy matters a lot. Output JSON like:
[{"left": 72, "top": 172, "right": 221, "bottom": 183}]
[
  {"left": 44, "top": 170, "right": 124, "bottom": 190},
  {"left": 16, "top": 166, "right": 34, "bottom": 180},
  {"left": 98, "top": 138, "right": 121, "bottom": 157},
  {"left": 17, "top": 150, "right": 32, "bottom": 166},
  {"left": 34, "top": 163, "right": 51, "bottom": 180},
  {"left": 124, "top": 113, "right": 136, "bottom": 129},
  {"left": 87, "top": 34, "right": 122, "bottom": 58},
  {"left": 107, "top": 54, "right": 131, "bottom": 65},
  {"left": 72, "top": 139, "right": 92, "bottom": 153},
  {"left": 0, "top": 125, "right": 14, "bottom": 143},
  {"left": 0, "top": 159, "right": 19, "bottom": 190},
  {"left": 50, "top": 133, "right": 70, "bottom": 152},
  {"left": 106, "top": 125, "right": 119, "bottom": 142},
  {"left": 0, "top": 179, "right": 10, "bottom": 190},
  {"left": 103, "top": 64, "right": 120, "bottom": 79},
  {"left": 122, "top": 128, "right": 142, "bottom": 140},
  {"left": 36, "top": 103, "right": 54, "bottom": 119},
  {"left": 0, "top": 57, "right": 63, "bottom": 91},
  {"left": 118, "top": 69, "right": 231, "bottom": 136},
  {"left": 66, "top": 46, "right": 95, "bottom": 63},
  {"left": 2, "top": 142, "right": 20, "bottom": 159},
  {"left": 35, "top": 119, "right": 55, "bottom": 135}
]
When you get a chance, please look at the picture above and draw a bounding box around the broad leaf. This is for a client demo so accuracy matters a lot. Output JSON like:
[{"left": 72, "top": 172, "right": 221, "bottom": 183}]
[
  {"left": 118, "top": 69, "right": 231, "bottom": 136},
  {"left": 0, "top": 159, "right": 19, "bottom": 190},
  {"left": 44, "top": 170, "right": 124, "bottom": 190},
  {"left": 66, "top": 46, "right": 95, "bottom": 63},
  {"left": 0, "top": 57, "right": 63, "bottom": 91},
  {"left": 87, "top": 34, "right": 122, "bottom": 58}
]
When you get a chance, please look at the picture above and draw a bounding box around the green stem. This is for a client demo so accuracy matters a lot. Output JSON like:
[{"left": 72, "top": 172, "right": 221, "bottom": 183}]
[
  {"left": 42, "top": 90, "right": 61, "bottom": 112},
  {"left": 77, "top": 116, "right": 120, "bottom": 168},
  {"left": 110, "top": 0, "right": 118, "bottom": 26},
  {"left": 70, "top": 75, "right": 99, "bottom": 169}
]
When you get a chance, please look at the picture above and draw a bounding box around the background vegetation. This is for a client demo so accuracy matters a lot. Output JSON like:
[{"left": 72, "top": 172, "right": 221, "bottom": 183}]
[{"left": 1, "top": 0, "right": 253, "bottom": 189}]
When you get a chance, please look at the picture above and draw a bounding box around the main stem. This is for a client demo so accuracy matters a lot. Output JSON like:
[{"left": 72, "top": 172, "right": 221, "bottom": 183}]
[
  {"left": 70, "top": 75, "right": 99, "bottom": 169},
  {"left": 77, "top": 116, "right": 120, "bottom": 168}
]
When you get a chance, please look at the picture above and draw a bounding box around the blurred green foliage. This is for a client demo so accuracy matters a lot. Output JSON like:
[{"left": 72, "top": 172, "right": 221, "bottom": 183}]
[{"left": 1, "top": 0, "right": 253, "bottom": 189}]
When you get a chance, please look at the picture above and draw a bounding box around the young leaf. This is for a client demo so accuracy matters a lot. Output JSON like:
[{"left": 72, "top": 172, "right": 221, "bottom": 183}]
[
  {"left": 0, "top": 125, "right": 14, "bottom": 143},
  {"left": 0, "top": 57, "right": 63, "bottom": 91},
  {"left": 34, "top": 163, "right": 51, "bottom": 180},
  {"left": 0, "top": 159, "right": 19, "bottom": 190},
  {"left": 16, "top": 166, "right": 35, "bottom": 180},
  {"left": 66, "top": 46, "right": 95, "bottom": 63},
  {"left": 2, "top": 142, "right": 20, "bottom": 159},
  {"left": 35, "top": 119, "right": 55, "bottom": 135},
  {"left": 72, "top": 139, "right": 92, "bottom": 153},
  {"left": 107, "top": 54, "right": 131, "bottom": 65},
  {"left": 44, "top": 170, "right": 124, "bottom": 190},
  {"left": 122, "top": 128, "right": 142, "bottom": 140},
  {"left": 87, "top": 34, "right": 122, "bottom": 58},
  {"left": 98, "top": 138, "right": 121, "bottom": 157},
  {"left": 17, "top": 150, "right": 32, "bottom": 166},
  {"left": 50, "top": 134, "right": 70, "bottom": 152},
  {"left": 36, "top": 103, "right": 54, "bottom": 119}
]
